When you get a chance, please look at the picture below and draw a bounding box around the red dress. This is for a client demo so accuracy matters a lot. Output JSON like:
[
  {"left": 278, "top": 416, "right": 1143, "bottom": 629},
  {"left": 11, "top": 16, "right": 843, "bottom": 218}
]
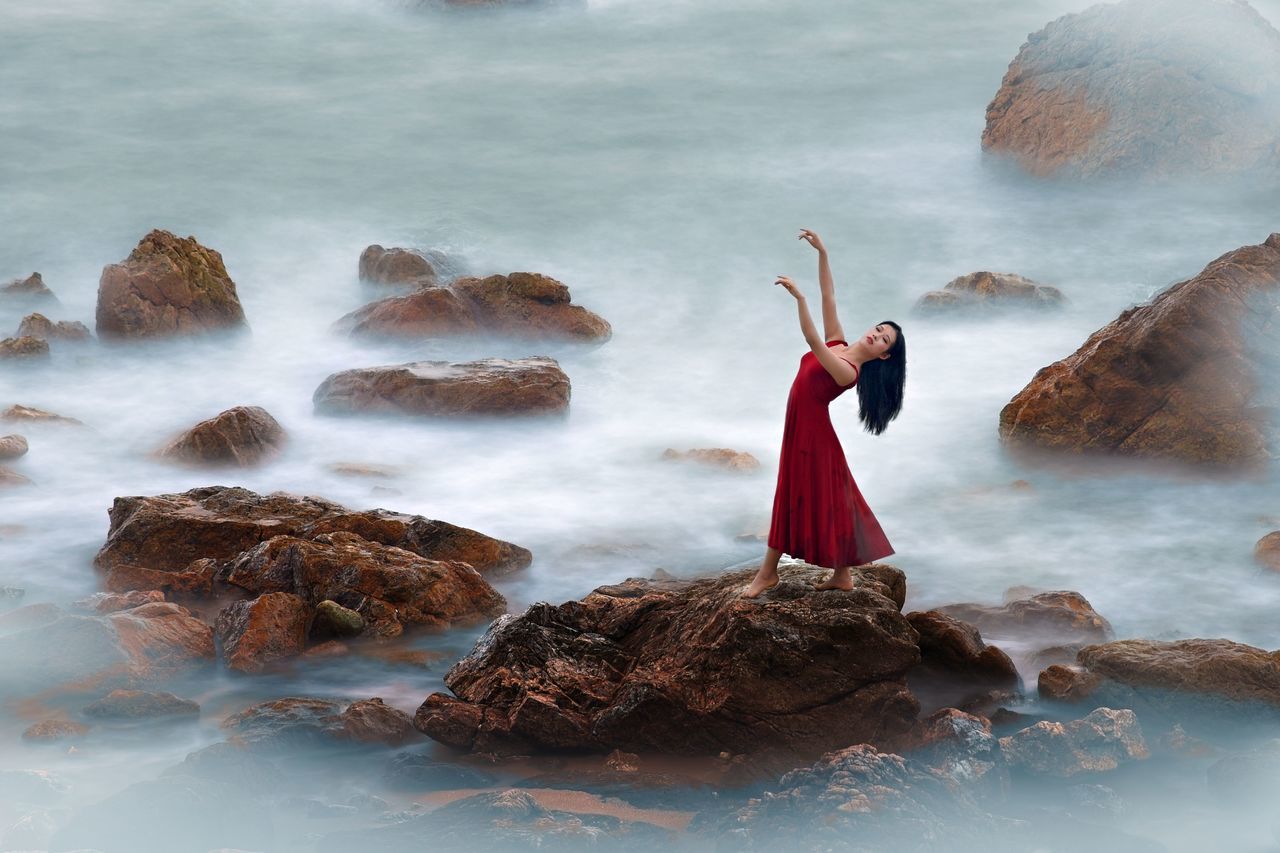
[{"left": 767, "top": 339, "right": 895, "bottom": 569}]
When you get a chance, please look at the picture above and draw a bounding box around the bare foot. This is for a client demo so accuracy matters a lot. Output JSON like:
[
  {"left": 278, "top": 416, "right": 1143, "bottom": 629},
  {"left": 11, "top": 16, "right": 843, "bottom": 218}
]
[
  {"left": 742, "top": 570, "right": 779, "bottom": 598},
  {"left": 813, "top": 578, "right": 855, "bottom": 591}
]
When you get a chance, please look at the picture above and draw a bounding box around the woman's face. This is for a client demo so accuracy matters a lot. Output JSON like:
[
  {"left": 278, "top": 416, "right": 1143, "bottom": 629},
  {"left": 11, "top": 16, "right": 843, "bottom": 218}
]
[{"left": 858, "top": 323, "right": 897, "bottom": 359}]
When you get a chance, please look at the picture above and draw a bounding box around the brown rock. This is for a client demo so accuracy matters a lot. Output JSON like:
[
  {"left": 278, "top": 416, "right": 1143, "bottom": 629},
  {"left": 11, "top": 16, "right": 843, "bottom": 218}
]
[
  {"left": 1, "top": 272, "right": 57, "bottom": 304},
  {"left": 155, "top": 405, "right": 286, "bottom": 468},
  {"left": 328, "top": 462, "right": 397, "bottom": 479},
  {"left": 93, "top": 485, "right": 532, "bottom": 583},
  {"left": 0, "top": 404, "right": 83, "bottom": 426},
  {"left": 0, "top": 434, "right": 28, "bottom": 460},
  {"left": 313, "top": 357, "right": 571, "bottom": 418},
  {"left": 336, "top": 271, "right": 610, "bottom": 342},
  {"left": 214, "top": 592, "right": 311, "bottom": 673},
  {"left": 22, "top": 719, "right": 90, "bottom": 742},
  {"left": 358, "top": 244, "right": 449, "bottom": 286},
  {"left": 1038, "top": 663, "right": 1105, "bottom": 703},
  {"left": 1254, "top": 531, "right": 1280, "bottom": 571},
  {"left": 15, "top": 313, "right": 92, "bottom": 342},
  {"left": 905, "top": 610, "right": 1022, "bottom": 714},
  {"left": 413, "top": 565, "right": 921, "bottom": 759},
  {"left": 95, "top": 229, "right": 248, "bottom": 339},
  {"left": 998, "top": 707, "right": 1149, "bottom": 777},
  {"left": 999, "top": 234, "right": 1280, "bottom": 472},
  {"left": 0, "top": 336, "right": 50, "bottom": 360},
  {"left": 222, "top": 696, "right": 418, "bottom": 749},
  {"left": 936, "top": 589, "right": 1114, "bottom": 648},
  {"left": 894, "top": 708, "right": 1006, "bottom": 796},
  {"left": 218, "top": 531, "right": 506, "bottom": 638},
  {"left": 72, "top": 590, "right": 166, "bottom": 614},
  {"left": 1077, "top": 638, "right": 1280, "bottom": 711},
  {"left": 982, "top": 0, "right": 1280, "bottom": 179},
  {"left": 106, "top": 601, "right": 216, "bottom": 682},
  {"left": 914, "top": 272, "right": 1066, "bottom": 314},
  {"left": 82, "top": 688, "right": 200, "bottom": 718},
  {"left": 660, "top": 447, "right": 761, "bottom": 472},
  {"left": 0, "top": 467, "right": 34, "bottom": 488}
]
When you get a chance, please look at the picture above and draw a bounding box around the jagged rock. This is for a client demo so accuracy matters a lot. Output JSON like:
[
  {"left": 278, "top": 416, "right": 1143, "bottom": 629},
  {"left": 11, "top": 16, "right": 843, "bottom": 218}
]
[
  {"left": 660, "top": 447, "right": 761, "bottom": 472},
  {"left": 335, "top": 271, "right": 611, "bottom": 342},
  {"left": 905, "top": 610, "right": 1022, "bottom": 714},
  {"left": 82, "top": 688, "right": 200, "bottom": 718},
  {"left": 93, "top": 485, "right": 531, "bottom": 592},
  {"left": 414, "top": 565, "right": 920, "bottom": 761},
  {"left": 0, "top": 272, "right": 58, "bottom": 305},
  {"left": 155, "top": 405, "right": 286, "bottom": 467},
  {"left": 215, "top": 592, "right": 311, "bottom": 673},
  {"left": 896, "top": 708, "right": 1007, "bottom": 798},
  {"left": 71, "top": 589, "right": 165, "bottom": 614},
  {"left": 15, "top": 313, "right": 92, "bottom": 342},
  {"left": 0, "top": 336, "right": 50, "bottom": 360},
  {"left": 998, "top": 707, "right": 1149, "bottom": 777},
  {"left": 1000, "top": 233, "right": 1280, "bottom": 471},
  {"left": 218, "top": 531, "right": 506, "bottom": 639},
  {"left": 0, "top": 434, "right": 27, "bottom": 460},
  {"left": 95, "top": 229, "right": 248, "bottom": 339},
  {"left": 982, "top": 0, "right": 1280, "bottom": 179},
  {"left": 313, "top": 356, "right": 571, "bottom": 418},
  {"left": 915, "top": 272, "right": 1066, "bottom": 314}
]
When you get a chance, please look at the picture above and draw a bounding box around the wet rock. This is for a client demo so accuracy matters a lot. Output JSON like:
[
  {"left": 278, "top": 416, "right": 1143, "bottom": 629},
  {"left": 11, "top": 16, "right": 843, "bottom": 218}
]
[
  {"left": 905, "top": 610, "right": 1022, "bottom": 714},
  {"left": 414, "top": 565, "right": 921, "bottom": 761},
  {"left": 1255, "top": 531, "right": 1280, "bottom": 571},
  {"left": 0, "top": 466, "right": 34, "bottom": 487},
  {"left": 49, "top": 774, "right": 274, "bottom": 853},
  {"left": 222, "top": 696, "right": 419, "bottom": 750},
  {"left": 982, "top": 0, "right": 1280, "bottom": 180},
  {"left": 15, "top": 312, "right": 92, "bottom": 342},
  {"left": 1000, "top": 233, "right": 1280, "bottom": 471},
  {"left": 219, "top": 531, "right": 506, "bottom": 638},
  {"left": 0, "top": 335, "right": 50, "bottom": 360},
  {"left": 95, "top": 229, "right": 248, "bottom": 339},
  {"left": 660, "top": 447, "right": 761, "bottom": 472},
  {"left": 93, "top": 485, "right": 531, "bottom": 586},
  {"left": 359, "top": 244, "right": 451, "bottom": 286},
  {"left": 0, "top": 272, "right": 58, "bottom": 305},
  {"left": 71, "top": 589, "right": 166, "bottom": 613},
  {"left": 937, "top": 589, "right": 1114, "bottom": 650},
  {"left": 313, "top": 356, "right": 571, "bottom": 418},
  {"left": 311, "top": 598, "right": 366, "bottom": 639},
  {"left": 691, "top": 743, "right": 1013, "bottom": 850},
  {"left": 999, "top": 707, "right": 1148, "bottom": 777},
  {"left": 382, "top": 750, "right": 498, "bottom": 790},
  {"left": 914, "top": 271, "right": 1066, "bottom": 314},
  {"left": 21, "top": 719, "right": 91, "bottom": 742},
  {"left": 155, "top": 405, "right": 286, "bottom": 467},
  {"left": 0, "top": 404, "right": 83, "bottom": 426},
  {"left": 336, "top": 270, "right": 611, "bottom": 342},
  {"left": 1038, "top": 664, "right": 1106, "bottom": 703},
  {"left": 82, "top": 688, "right": 200, "bottom": 718},
  {"left": 215, "top": 592, "right": 311, "bottom": 673},
  {"left": 895, "top": 708, "right": 1006, "bottom": 797},
  {"left": 0, "top": 434, "right": 26, "bottom": 459}
]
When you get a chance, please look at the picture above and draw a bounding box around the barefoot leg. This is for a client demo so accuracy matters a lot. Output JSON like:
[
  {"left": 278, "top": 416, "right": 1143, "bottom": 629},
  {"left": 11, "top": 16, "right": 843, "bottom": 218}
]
[
  {"left": 742, "top": 546, "right": 784, "bottom": 598},
  {"left": 814, "top": 565, "right": 855, "bottom": 591}
]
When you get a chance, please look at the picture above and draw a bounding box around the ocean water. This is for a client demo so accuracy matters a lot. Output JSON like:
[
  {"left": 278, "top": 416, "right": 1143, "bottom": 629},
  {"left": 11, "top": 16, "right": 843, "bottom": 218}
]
[{"left": 2, "top": 0, "right": 1279, "bottom": 850}]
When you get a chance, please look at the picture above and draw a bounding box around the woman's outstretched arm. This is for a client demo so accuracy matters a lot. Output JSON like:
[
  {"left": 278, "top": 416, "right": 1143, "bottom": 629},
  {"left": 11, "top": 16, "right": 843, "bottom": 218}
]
[
  {"left": 775, "top": 275, "right": 858, "bottom": 387},
  {"left": 800, "top": 228, "right": 845, "bottom": 342}
]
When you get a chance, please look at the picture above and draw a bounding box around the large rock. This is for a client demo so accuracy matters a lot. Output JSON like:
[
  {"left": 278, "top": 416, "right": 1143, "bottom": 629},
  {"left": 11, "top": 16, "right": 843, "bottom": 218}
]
[
  {"left": 905, "top": 610, "right": 1022, "bottom": 714},
  {"left": 95, "top": 229, "right": 248, "bottom": 339},
  {"left": 414, "top": 565, "right": 921, "bottom": 761},
  {"left": 215, "top": 592, "right": 312, "bottom": 673},
  {"left": 982, "top": 0, "right": 1280, "bottom": 179},
  {"left": 915, "top": 272, "right": 1066, "bottom": 314},
  {"left": 155, "top": 405, "right": 286, "bottom": 467},
  {"left": 1038, "top": 638, "right": 1280, "bottom": 721},
  {"left": 218, "top": 531, "right": 507, "bottom": 638},
  {"left": 936, "top": 589, "right": 1115, "bottom": 672},
  {"left": 1002, "top": 233, "right": 1280, "bottom": 471},
  {"left": 313, "top": 356, "right": 571, "bottom": 418},
  {"left": 93, "top": 485, "right": 531, "bottom": 590},
  {"left": 335, "top": 271, "right": 611, "bottom": 342},
  {"left": 998, "top": 707, "right": 1149, "bottom": 777}
]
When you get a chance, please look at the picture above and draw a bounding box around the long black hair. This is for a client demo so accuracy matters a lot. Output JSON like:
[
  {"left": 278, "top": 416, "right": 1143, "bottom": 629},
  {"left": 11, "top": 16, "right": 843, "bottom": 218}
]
[{"left": 856, "top": 320, "right": 906, "bottom": 435}]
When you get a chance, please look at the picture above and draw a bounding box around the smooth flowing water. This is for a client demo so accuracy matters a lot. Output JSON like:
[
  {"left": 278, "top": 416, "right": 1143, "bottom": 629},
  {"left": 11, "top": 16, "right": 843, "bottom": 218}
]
[{"left": 2, "top": 0, "right": 1280, "bottom": 850}]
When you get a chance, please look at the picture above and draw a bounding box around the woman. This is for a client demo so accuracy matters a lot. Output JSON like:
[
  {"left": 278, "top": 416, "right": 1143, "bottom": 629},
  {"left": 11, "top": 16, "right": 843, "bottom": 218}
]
[{"left": 742, "top": 228, "right": 906, "bottom": 598}]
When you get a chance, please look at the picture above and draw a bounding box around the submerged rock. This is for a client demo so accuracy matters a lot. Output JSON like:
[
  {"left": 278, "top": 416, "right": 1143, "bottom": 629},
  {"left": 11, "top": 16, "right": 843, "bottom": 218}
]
[
  {"left": 982, "top": 0, "right": 1280, "bottom": 179},
  {"left": 914, "top": 272, "right": 1066, "bottom": 314},
  {"left": 0, "top": 336, "right": 49, "bottom": 360},
  {"left": 0, "top": 272, "right": 58, "bottom": 305},
  {"left": 0, "top": 404, "right": 83, "bottom": 426},
  {"left": 414, "top": 565, "right": 921, "bottom": 761},
  {"left": 93, "top": 485, "right": 531, "bottom": 590},
  {"left": 335, "top": 271, "right": 611, "bottom": 342},
  {"left": 998, "top": 707, "right": 1149, "bottom": 777},
  {"left": 222, "top": 696, "right": 419, "bottom": 750},
  {"left": 660, "top": 447, "right": 761, "bottom": 472},
  {"left": 1255, "top": 531, "right": 1280, "bottom": 571},
  {"left": 905, "top": 610, "right": 1022, "bottom": 715},
  {"left": 155, "top": 405, "right": 286, "bottom": 467},
  {"left": 95, "top": 229, "right": 248, "bottom": 339},
  {"left": 936, "top": 589, "right": 1115, "bottom": 669},
  {"left": 15, "top": 313, "right": 92, "bottom": 342},
  {"left": 359, "top": 244, "right": 452, "bottom": 286},
  {"left": 82, "top": 688, "right": 200, "bottom": 718},
  {"left": 21, "top": 719, "right": 91, "bottom": 742},
  {"left": 313, "top": 356, "right": 571, "bottom": 418},
  {"left": 1000, "top": 233, "right": 1280, "bottom": 471},
  {"left": 0, "top": 434, "right": 27, "bottom": 460}
]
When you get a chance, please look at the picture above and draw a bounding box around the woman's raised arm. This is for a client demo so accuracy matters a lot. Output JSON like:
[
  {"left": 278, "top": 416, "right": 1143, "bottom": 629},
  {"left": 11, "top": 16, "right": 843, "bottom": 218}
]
[{"left": 800, "top": 228, "right": 845, "bottom": 343}]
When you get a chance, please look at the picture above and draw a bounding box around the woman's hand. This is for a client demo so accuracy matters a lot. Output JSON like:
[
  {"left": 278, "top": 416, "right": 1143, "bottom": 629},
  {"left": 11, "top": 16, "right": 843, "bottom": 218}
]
[
  {"left": 798, "top": 228, "right": 826, "bottom": 254},
  {"left": 775, "top": 275, "right": 804, "bottom": 301}
]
